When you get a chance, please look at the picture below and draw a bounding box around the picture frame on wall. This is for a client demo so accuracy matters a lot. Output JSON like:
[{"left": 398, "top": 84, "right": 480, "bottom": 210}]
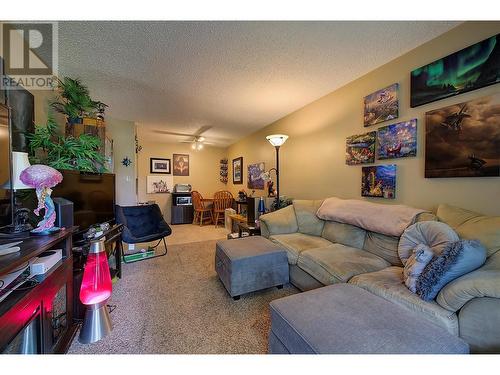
[
  {"left": 363, "top": 83, "right": 399, "bottom": 127},
  {"left": 147, "top": 175, "right": 173, "bottom": 194},
  {"left": 232, "top": 157, "right": 243, "bottom": 184},
  {"left": 376, "top": 119, "right": 417, "bottom": 160},
  {"left": 424, "top": 94, "right": 500, "bottom": 178},
  {"left": 173, "top": 154, "right": 189, "bottom": 176},
  {"left": 411, "top": 34, "right": 500, "bottom": 108},
  {"left": 247, "top": 162, "right": 265, "bottom": 189},
  {"left": 361, "top": 165, "right": 396, "bottom": 199},
  {"left": 150, "top": 158, "right": 171, "bottom": 174},
  {"left": 345, "top": 131, "right": 376, "bottom": 165}
]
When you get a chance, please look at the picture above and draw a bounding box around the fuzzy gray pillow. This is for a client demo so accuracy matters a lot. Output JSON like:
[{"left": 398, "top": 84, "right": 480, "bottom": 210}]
[{"left": 415, "top": 240, "right": 487, "bottom": 301}]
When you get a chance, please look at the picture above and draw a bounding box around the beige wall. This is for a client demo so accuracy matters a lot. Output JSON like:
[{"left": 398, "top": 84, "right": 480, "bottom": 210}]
[
  {"left": 136, "top": 137, "right": 226, "bottom": 222},
  {"left": 227, "top": 21, "right": 500, "bottom": 216}
]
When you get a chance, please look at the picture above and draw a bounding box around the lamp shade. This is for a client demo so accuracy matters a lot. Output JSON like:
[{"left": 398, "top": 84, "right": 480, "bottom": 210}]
[
  {"left": 266, "top": 134, "right": 289, "bottom": 147},
  {"left": 1, "top": 151, "right": 31, "bottom": 190},
  {"left": 80, "top": 239, "right": 112, "bottom": 305}
]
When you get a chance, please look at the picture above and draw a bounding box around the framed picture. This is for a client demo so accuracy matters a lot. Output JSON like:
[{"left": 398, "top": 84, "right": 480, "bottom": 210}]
[
  {"left": 247, "top": 162, "right": 265, "bottom": 189},
  {"left": 173, "top": 154, "right": 189, "bottom": 176},
  {"left": 411, "top": 34, "right": 500, "bottom": 108},
  {"left": 232, "top": 157, "right": 243, "bottom": 184},
  {"left": 425, "top": 94, "right": 500, "bottom": 178},
  {"left": 345, "top": 131, "right": 376, "bottom": 165},
  {"left": 364, "top": 83, "right": 399, "bottom": 127},
  {"left": 361, "top": 165, "right": 396, "bottom": 199},
  {"left": 150, "top": 158, "right": 171, "bottom": 174},
  {"left": 147, "top": 175, "right": 173, "bottom": 194},
  {"left": 376, "top": 119, "right": 417, "bottom": 160}
]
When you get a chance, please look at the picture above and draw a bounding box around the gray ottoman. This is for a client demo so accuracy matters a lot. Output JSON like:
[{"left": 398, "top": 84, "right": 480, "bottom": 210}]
[
  {"left": 215, "top": 236, "right": 289, "bottom": 300},
  {"left": 269, "top": 284, "right": 469, "bottom": 354}
]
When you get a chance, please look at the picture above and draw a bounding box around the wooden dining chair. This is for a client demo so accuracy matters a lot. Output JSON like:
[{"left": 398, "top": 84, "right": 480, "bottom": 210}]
[
  {"left": 191, "top": 191, "right": 213, "bottom": 226},
  {"left": 213, "top": 190, "right": 234, "bottom": 228}
]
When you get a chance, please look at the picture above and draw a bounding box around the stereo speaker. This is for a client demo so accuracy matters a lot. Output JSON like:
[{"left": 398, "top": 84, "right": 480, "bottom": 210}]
[{"left": 53, "top": 197, "right": 74, "bottom": 229}]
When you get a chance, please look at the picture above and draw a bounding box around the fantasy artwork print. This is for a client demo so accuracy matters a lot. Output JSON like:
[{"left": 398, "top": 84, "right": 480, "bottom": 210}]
[
  {"left": 364, "top": 83, "right": 399, "bottom": 127},
  {"left": 425, "top": 94, "right": 500, "bottom": 178},
  {"left": 247, "top": 162, "right": 265, "bottom": 190},
  {"left": 377, "top": 119, "right": 418, "bottom": 160},
  {"left": 361, "top": 165, "right": 396, "bottom": 199},
  {"left": 173, "top": 154, "right": 189, "bottom": 176},
  {"left": 411, "top": 34, "right": 500, "bottom": 107},
  {"left": 345, "top": 131, "right": 376, "bottom": 165}
]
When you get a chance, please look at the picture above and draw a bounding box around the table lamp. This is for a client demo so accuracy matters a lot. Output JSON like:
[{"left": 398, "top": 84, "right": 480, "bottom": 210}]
[{"left": 79, "top": 238, "right": 113, "bottom": 344}]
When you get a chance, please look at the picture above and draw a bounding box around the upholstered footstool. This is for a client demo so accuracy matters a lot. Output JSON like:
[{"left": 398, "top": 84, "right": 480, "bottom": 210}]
[
  {"left": 269, "top": 284, "right": 469, "bottom": 354},
  {"left": 215, "top": 236, "right": 289, "bottom": 300}
]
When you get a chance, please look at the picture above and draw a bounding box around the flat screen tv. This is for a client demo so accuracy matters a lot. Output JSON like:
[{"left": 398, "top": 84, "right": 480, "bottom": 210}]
[
  {"left": 52, "top": 170, "right": 116, "bottom": 232},
  {"left": 0, "top": 104, "right": 13, "bottom": 229}
]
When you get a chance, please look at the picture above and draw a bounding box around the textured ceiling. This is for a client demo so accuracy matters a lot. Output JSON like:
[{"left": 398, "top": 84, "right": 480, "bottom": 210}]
[{"left": 58, "top": 21, "right": 460, "bottom": 146}]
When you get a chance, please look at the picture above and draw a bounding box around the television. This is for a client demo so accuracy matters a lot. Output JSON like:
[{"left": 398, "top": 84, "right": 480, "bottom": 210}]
[{"left": 52, "top": 170, "right": 116, "bottom": 233}]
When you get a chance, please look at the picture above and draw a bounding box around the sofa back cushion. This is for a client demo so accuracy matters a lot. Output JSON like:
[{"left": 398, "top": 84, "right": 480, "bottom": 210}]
[
  {"left": 437, "top": 204, "right": 500, "bottom": 258},
  {"left": 293, "top": 200, "right": 325, "bottom": 236},
  {"left": 363, "top": 231, "right": 402, "bottom": 266},
  {"left": 321, "top": 221, "right": 366, "bottom": 249}
]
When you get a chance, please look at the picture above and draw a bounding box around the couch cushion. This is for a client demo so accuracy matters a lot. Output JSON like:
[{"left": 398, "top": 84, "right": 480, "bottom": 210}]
[
  {"left": 349, "top": 267, "right": 459, "bottom": 335},
  {"left": 270, "top": 233, "right": 333, "bottom": 265},
  {"left": 321, "top": 221, "right": 366, "bottom": 249},
  {"left": 436, "top": 250, "right": 500, "bottom": 312},
  {"left": 269, "top": 284, "right": 469, "bottom": 354},
  {"left": 293, "top": 200, "right": 325, "bottom": 236},
  {"left": 297, "top": 244, "right": 390, "bottom": 285},
  {"left": 363, "top": 231, "right": 402, "bottom": 266},
  {"left": 437, "top": 204, "right": 500, "bottom": 257}
]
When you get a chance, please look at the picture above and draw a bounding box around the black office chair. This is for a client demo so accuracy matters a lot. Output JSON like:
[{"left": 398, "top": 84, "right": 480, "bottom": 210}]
[{"left": 115, "top": 204, "right": 172, "bottom": 263}]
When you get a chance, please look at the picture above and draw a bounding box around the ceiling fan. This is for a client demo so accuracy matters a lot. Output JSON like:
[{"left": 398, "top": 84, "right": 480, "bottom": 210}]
[{"left": 153, "top": 125, "right": 214, "bottom": 150}]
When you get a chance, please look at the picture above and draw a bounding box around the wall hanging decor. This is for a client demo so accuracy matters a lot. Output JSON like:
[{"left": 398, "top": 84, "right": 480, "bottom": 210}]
[
  {"left": 232, "top": 157, "right": 243, "bottom": 184},
  {"left": 150, "top": 157, "right": 171, "bottom": 174},
  {"left": 377, "top": 119, "right": 417, "bottom": 160},
  {"left": 361, "top": 164, "right": 396, "bottom": 199},
  {"left": 346, "top": 131, "right": 376, "bottom": 165},
  {"left": 122, "top": 157, "right": 132, "bottom": 167},
  {"left": 247, "top": 162, "right": 265, "bottom": 190},
  {"left": 146, "top": 175, "right": 173, "bottom": 193},
  {"left": 411, "top": 34, "right": 500, "bottom": 108},
  {"left": 425, "top": 94, "right": 500, "bottom": 178},
  {"left": 364, "top": 83, "right": 399, "bottom": 127},
  {"left": 173, "top": 154, "right": 189, "bottom": 176},
  {"left": 220, "top": 158, "right": 228, "bottom": 184}
]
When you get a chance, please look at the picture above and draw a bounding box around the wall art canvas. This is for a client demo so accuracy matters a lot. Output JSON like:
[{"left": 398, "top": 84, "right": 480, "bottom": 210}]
[
  {"left": 363, "top": 83, "right": 399, "bottom": 127},
  {"left": 377, "top": 119, "right": 418, "bottom": 160},
  {"left": 425, "top": 94, "right": 500, "bottom": 178},
  {"left": 345, "top": 131, "right": 376, "bottom": 165},
  {"left": 173, "top": 154, "right": 189, "bottom": 176},
  {"left": 247, "top": 162, "right": 265, "bottom": 190},
  {"left": 147, "top": 175, "right": 173, "bottom": 193},
  {"left": 232, "top": 157, "right": 243, "bottom": 184},
  {"left": 361, "top": 165, "right": 396, "bottom": 199},
  {"left": 411, "top": 34, "right": 500, "bottom": 108},
  {"left": 150, "top": 158, "right": 171, "bottom": 174}
]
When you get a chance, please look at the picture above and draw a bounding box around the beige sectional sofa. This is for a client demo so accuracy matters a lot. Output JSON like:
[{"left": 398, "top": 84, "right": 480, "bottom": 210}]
[{"left": 259, "top": 200, "right": 500, "bottom": 353}]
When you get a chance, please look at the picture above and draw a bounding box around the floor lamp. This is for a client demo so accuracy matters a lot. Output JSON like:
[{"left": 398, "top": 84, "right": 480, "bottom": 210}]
[{"left": 265, "top": 134, "right": 288, "bottom": 210}]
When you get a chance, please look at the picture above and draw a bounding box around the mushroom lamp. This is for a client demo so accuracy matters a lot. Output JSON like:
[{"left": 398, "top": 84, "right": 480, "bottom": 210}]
[{"left": 19, "top": 164, "right": 63, "bottom": 235}]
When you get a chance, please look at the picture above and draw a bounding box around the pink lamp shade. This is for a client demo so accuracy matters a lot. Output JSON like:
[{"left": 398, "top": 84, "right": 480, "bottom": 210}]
[{"left": 80, "top": 242, "right": 112, "bottom": 306}]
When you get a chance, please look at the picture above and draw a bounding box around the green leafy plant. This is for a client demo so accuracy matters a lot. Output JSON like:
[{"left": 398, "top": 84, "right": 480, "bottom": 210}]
[
  {"left": 27, "top": 114, "right": 106, "bottom": 173},
  {"left": 50, "top": 77, "right": 107, "bottom": 122}
]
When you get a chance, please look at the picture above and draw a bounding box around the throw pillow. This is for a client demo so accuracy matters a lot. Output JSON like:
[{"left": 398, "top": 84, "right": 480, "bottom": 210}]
[
  {"left": 415, "top": 240, "right": 487, "bottom": 301},
  {"left": 403, "top": 244, "right": 434, "bottom": 293},
  {"left": 398, "top": 221, "right": 459, "bottom": 265}
]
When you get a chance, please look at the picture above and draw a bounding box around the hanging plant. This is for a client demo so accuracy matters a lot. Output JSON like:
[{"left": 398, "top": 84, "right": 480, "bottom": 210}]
[{"left": 27, "top": 114, "right": 107, "bottom": 173}]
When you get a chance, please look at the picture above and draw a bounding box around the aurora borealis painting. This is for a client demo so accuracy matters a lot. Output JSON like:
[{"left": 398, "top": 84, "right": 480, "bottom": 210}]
[
  {"left": 425, "top": 94, "right": 500, "bottom": 178},
  {"left": 411, "top": 34, "right": 500, "bottom": 107}
]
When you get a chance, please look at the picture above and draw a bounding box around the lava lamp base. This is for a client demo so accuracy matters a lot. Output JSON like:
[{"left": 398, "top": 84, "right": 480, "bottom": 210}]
[{"left": 79, "top": 302, "right": 112, "bottom": 344}]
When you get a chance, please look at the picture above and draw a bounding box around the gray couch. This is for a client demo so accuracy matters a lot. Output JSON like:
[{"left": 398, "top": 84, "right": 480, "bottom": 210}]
[{"left": 259, "top": 200, "right": 500, "bottom": 353}]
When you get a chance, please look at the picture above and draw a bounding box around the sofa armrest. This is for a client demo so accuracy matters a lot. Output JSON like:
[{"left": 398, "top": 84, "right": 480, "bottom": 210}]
[
  {"left": 259, "top": 205, "right": 298, "bottom": 238},
  {"left": 436, "top": 252, "right": 500, "bottom": 312}
]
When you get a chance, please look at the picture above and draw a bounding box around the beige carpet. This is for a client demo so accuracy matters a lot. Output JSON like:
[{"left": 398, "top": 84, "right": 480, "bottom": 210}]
[{"left": 69, "top": 238, "right": 297, "bottom": 354}]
